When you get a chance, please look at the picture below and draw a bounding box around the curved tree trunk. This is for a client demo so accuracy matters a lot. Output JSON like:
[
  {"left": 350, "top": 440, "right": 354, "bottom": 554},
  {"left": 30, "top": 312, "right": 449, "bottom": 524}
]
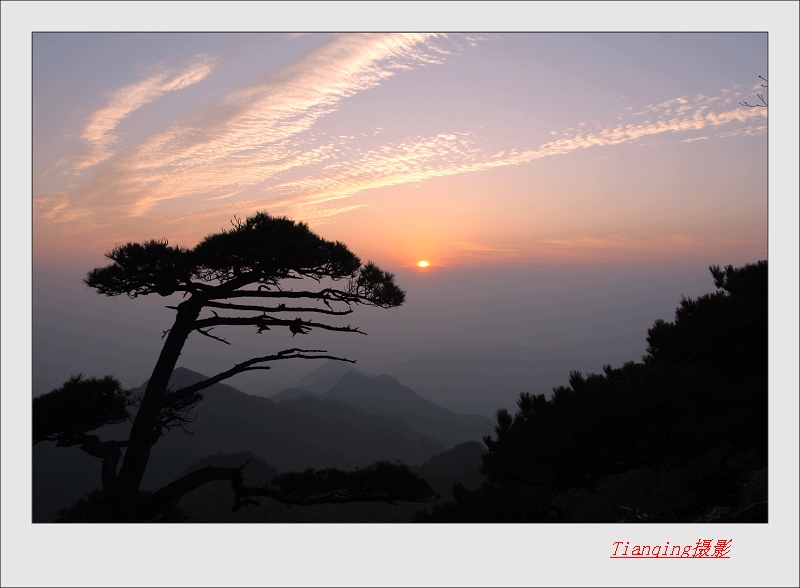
[{"left": 111, "top": 298, "right": 202, "bottom": 521}]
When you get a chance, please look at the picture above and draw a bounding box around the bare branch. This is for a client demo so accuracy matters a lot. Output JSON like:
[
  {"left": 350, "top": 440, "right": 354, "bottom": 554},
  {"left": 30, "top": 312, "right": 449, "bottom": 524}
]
[
  {"left": 156, "top": 409, "right": 199, "bottom": 437},
  {"left": 134, "top": 384, "right": 203, "bottom": 439},
  {"left": 740, "top": 95, "right": 768, "bottom": 108},
  {"left": 740, "top": 76, "right": 768, "bottom": 108},
  {"left": 196, "top": 327, "right": 230, "bottom": 345},
  {"left": 162, "top": 349, "right": 355, "bottom": 406}
]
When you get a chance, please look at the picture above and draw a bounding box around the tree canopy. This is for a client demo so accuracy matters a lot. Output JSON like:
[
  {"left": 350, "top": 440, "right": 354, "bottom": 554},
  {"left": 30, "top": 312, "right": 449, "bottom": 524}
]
[
  {"left": 36, "top": 212, "right": 437, "bottom": 522},
  {"left": 85, "top": 213, "right": 404, "bottom": 307},
  {"left": 33, "top": 375, "right": 130, "bottom": 447}
]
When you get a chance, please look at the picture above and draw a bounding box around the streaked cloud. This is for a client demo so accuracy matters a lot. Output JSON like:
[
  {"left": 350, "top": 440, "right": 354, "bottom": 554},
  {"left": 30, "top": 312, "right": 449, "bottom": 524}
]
[
  {"left": 524, "top": 232, "right": 765, "bottom": 262},
  {"left": 438, "top": 231, "right": 764, "bottom": 266},
  {"left": 452, "top": 241, "right": 522, "bottom": 253},
  {"left": 34, "top": 192, "right": 88, "bottom": 223},
  {"left": 39, "top": 33, "right": 473, "bottom": 225},
  {"left": 35, "top": 34, "right": 765, "bottom": 246},
  {"left": 74, "top": 55, "right": 217, "bottom": 171},
  {"left": 538, "top": 235, "right": 649, "bottom": 249},
  {"left": 255, "top": 92, "right": 766, "bottom": 217}
]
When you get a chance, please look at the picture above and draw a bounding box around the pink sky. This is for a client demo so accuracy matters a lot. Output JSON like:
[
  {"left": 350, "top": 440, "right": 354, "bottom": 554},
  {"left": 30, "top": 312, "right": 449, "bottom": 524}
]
[{"left": 32, "top": 33, "right": 770, "bottom": 270}]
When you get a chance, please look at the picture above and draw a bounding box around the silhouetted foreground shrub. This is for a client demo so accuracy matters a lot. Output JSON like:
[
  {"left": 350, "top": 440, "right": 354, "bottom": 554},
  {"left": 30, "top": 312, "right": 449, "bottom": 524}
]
[{"left": 420, "top": 262, "right": 767, "bottom": 522}]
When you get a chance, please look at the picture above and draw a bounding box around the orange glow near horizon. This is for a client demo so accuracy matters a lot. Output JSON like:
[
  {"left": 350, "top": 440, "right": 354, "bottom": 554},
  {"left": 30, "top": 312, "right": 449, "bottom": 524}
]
[{"left": 417, "top": 260, "right": 430, "bottom": 268}]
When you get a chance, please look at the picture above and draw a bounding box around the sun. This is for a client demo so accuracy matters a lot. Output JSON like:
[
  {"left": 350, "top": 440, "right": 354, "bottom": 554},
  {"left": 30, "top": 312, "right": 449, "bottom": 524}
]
[{"left": 417, "top": 260, "right": 430, "bottom": 268}]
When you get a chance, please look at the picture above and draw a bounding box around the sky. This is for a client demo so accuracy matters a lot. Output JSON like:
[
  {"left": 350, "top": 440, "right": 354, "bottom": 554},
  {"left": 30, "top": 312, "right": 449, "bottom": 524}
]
[
  {"left": 33, "top": 32, "right": 770, "bottom": 267},
  {"left": 29, "top": 31, "right": 776, "bottom": 398},
  {"left": 4, "top": 3, "right": 800, "bottom": 587}
]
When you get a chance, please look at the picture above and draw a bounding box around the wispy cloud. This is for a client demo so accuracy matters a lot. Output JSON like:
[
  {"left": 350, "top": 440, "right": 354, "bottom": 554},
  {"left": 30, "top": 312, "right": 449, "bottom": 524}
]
[
  {"left": 36, "top": 36, "right": 765, "bottom": 237},
  {"left": 452, "top": 241, "right": 522, "bottom": 253},
  {"left": 525, "top": 233, "right": 766, "bottom": 262},
  {"left": 74, "top": 55, "right": 217, "bottom": 171},
  {"left": 263, "top": 132, "right": 490, "bottom": 208},
  {"left": 34, "top": 192, "right": 88, "bottom": 223},
  {"left": 40, "top": 33, "right": 473, "bottom": 224},
  {"left": 438, "top": 233, "right": 764, "bottom": 265},
  {"left": 253, "top": 93, "right": 766, "bottom": 216},
  {"left": 538, "top": 235, "right": 648, "bottom": 249}
]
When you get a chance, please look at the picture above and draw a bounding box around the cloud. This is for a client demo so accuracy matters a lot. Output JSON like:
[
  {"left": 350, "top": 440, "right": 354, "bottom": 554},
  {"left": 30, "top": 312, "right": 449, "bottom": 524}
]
[
  {"left": 248, "top": 92, "right": 766, "bottom": 218},
  {"left": 45, "top": 33, "right": 473, "bottom": 224},
  {"left": 451, "top": 241, "right": 522, "bottom": 253},
  {"left": 524, "top": 233, "right": 754, "bottom": 262},
  {"left": 74, "top": 55, "right": 217, "bottom": 171},
  {"left": 538, "top": 235, "right": 649, "bottom": 249},
  {"left": 262, "top": 132, "right": 492, "bottom": 208},
  {"left": 36, "top": 36, "right": 765, "bottom": 236},
  {"left": 440, "top": 233, "right": 762, "bottom": 265},
  {"left": 34, "top": 192, "right": 88, "bottom": 223},
  {"left": 118, "top": 33, "right": 462, "bottom": 212}
]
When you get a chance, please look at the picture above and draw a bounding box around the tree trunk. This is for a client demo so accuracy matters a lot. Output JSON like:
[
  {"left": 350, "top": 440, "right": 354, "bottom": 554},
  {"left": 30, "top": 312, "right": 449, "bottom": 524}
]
[{"left": 112, "top": 298, "right": 202, "bottom": 521}]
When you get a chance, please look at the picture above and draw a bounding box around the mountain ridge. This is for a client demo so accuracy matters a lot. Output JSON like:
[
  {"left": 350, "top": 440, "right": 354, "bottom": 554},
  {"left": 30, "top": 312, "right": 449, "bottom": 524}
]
[
  {"left": 325, "top": 371, "right": 493, "bottom": 447},
  {"left": 267, "top": 363, "right": 494, "bottom": 447}
]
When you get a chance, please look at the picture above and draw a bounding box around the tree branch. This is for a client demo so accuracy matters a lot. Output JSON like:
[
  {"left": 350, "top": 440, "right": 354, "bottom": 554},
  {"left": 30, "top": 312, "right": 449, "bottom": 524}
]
[
  {"left": 196, "top": 327, "right": 230, "bottom": 345},
  {"left": 216, "top": 288, "right": 363, "bottom": 304},
  {"left": 192, "top": 315, "right": 366, "bottom": 336},
  {"left": 143, "top": 461, "right": 439, "bottom": 519},
  {"left": 76, "top": 434, "right": 129, "bottom": 458},
  {"left": 161, "top": 350, "right": 355, "bottom": 407},
  {"left": 205, "top": 300, "right": 354, "bottom": 316},
  {"left": 76, "top": 435, "right": 129, "bottom": 494},
  {"left": 740, "top": 76, "right": 768, "bottom": 108},
  {"left": 740, "top": 95, "right": 768, "bottom": 108}
]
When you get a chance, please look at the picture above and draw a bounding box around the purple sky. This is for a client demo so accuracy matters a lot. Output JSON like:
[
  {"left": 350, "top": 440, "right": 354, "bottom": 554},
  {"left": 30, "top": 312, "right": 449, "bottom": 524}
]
[{"left": 33, "top": 32, "right": 769, "bottom": 268}]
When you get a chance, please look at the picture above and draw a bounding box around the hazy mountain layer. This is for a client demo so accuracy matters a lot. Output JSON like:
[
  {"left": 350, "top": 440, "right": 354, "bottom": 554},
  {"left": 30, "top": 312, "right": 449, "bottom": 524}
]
[
  {"left": 33, "top": 367, "right": 446, "bottom": 522},
  {"left": 270, "top": 362, "right": 495, "bottom": 447},
  {"left": 244, "top": 349, "right": 612, "bottom": 418},
  {"left": 325, "top": 372, "right": 493, "bottom": 448}
]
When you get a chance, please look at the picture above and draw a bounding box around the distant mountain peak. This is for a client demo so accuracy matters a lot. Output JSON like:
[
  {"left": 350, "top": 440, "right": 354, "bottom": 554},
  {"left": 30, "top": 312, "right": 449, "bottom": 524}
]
[
  {"left": 325, "top": 370, "right": 494, "bottom": 447},
  {"left": 376, "top": 374, "right": 400, "bottom": 385},
  {"left": 291, "top": 360, "right": 371, "bottom": 395},
  {"left": 337, "top": 371, "right": 374, "bottom": 384}
]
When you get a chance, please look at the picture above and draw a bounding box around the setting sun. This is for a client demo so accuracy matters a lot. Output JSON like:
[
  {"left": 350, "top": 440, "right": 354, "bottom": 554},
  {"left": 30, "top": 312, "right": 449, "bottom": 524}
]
[{"left": 417, "top": 261, "right": 430, "bottom": 268}]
